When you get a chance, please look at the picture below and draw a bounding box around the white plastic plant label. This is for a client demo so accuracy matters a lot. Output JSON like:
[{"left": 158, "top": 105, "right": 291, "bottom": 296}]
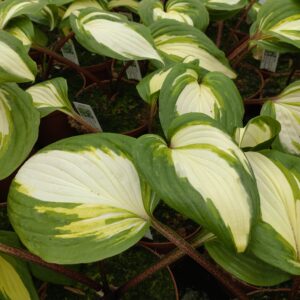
[
  {"left": 260, "top": 50, "right": 280, "bottom": 72},
  {"left": 125, "top": 61, "right": 142, "bottom": 81},
  {"left": 73, "top": 102, "right": 102, "bottom": 131},
  {"left": 144, "top": 229, "right": 153, "bottom": 240},
  {"left": 61, "top": 40, "right": 79, "bottom": 65}
]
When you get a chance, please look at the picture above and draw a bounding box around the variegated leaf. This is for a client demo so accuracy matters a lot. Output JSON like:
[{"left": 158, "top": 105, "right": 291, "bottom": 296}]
[
  {"left": 206, "top": 238, "right": 290, "bottom": 286},
  {"left": 63, "top": 0, "right": 107, "bottom": 20},
  {"left": 0, "top": 0, "right": 47, "bottom": 29},
  {"left": 134, "top": 113, "right": 259, "bottom": 253},
  {"left": 108, "top": 0, "right": 139, "bottom": 12},
  {"left": 251, "top": 0, "right": 300, "bottom": 50},
  {"left": 0, "top": 83, "right": 39, "bottom": 180},
  {"left": 261, "top": 80, "right": 300, "bottom": 155},
  {"left": 247, "top": 2, "right": 261, "bottom": 25},
  {"left": 8, "top": 134, "right": 158, "bottom": 264},
  {"left": 28, "top": 5, "right": 58, "bottom": 31},
  {"left": 0, "top": 30, "right": 36, "bottom": 83},
  {"left": 26, "top": 77, "right": 76, "bottom": 117},
  {"left": 246, "top": 151, "right": 300, "bottom": 275},
  {"left": 0, "top": 231, "right": 38, "bottom": 300},
  {"left": 47, "top": 0, "right": 73, "bottom": 5},
  {"left": 158, "top": 62, "right": 243, "bottom": 136},
  {"left": 150, "top": 19, "right": 236, "bottom": 78},
  {"left": 138, "top": 0, "right": 209, "bottom": 31},
  {"left": 70, "top": 8, "right": 163, "bottom": 63},
  {"left": 32, "top": 25, "right": 48, "bottom": 47},
  {"left": 200, "top": 0, "right": 247, "bottom": 20},
  {"left": 137, "top": 66, "right": 172, "bottom": 104},
  {"left": 234, "top": 116, "right": 281, "bottom": 150},
  {"left": 5, "top": 16, "right": 34, "bottom": 47}
]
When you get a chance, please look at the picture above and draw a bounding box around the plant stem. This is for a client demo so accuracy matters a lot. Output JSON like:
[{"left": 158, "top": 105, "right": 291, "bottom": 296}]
[
  {"left": 44, "top": 31, "right": 75, "bottom": 80},
  {"left": 71, "top": 112, "right": 101, "bottom": 133},
  {"left": 233, "top": 0, "right": 256, "bottom": 32},
  {"left": 112, "top": 232, "right": 214, "bottom": 299},
  {"left": 216, "top": 21, "right": 224, "bottom": 48},
  {"left": 0, "top": 243, "right": 103, "bottom": 292},
  {"left": 151, "top": 218, "right": 249, "bottom": 300},
  {"left": 244, "top": 95, "right": 278, "bottom": 105},
  {"left": 228, "top": 36, "right": 251, "bottom": 61},
  {"left": 147, "top": 103, "right": 157, "bottom": 133},
  {"left": 31, "top": 46, "right": 108, "bottom": 87}
]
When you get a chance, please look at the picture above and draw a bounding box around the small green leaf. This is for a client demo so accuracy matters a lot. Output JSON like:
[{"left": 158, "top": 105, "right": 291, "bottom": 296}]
[
  {"left": 234, "top": 116, "right": 281, "bottom": 151},
  {"left": 28, "top": 5, "right": 58, "bottom": 31},
  {"left": 136, "top": 66, "right": 173, "bottom": 104},
  {"left": 138, "top": 0, "right": 209, "bottom": 31}
]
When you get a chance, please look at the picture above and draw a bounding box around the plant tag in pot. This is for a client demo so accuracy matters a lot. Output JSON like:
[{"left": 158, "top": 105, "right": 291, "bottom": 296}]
[
  {"left": 73, "top": 102, "right": 102, "bottom": 131},
  {"left": 61, "top": 40, "right": 79, "bottom": 65},
  {"left": 260, "top": 50, "right": 279, "bottom": 72},
  {"left": 144, "top": 229, "right": 153, "bottom": 240},
  {"left": 125, "top": 61, "right": 142, "bottom": 81}
]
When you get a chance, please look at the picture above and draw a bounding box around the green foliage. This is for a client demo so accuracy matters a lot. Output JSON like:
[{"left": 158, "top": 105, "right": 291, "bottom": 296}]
[{"left": 2, "top": 0, "right": 300, "bottom": 298}]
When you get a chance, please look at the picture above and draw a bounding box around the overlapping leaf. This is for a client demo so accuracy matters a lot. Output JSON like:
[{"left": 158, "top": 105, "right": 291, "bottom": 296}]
[
  {"left": 150, "top": 20, "right": 236, "bottom": 78},
  {"left": 63, "top": 0, "right": 107, "bottom": 20},
  {"left": 134, "top": 113, "right": 259, "bottom": 253},
  {"left": 206, "top": 238, "right": 290, "bottom": 286},
  {"left": 0, "top": 30, "right": 37, "bottom": 83},
  {"left": 246, "top": 151, "right": 300, "bottom": 275},
  {"left": 70, "top": 7, "right": 163, "bottom": 63},
  {"left": 158, "top": 62, "right": 243, "bottom": 136},
  {"left": 200, "top": 0, "right": 247, "bottom": 20},
  {"left": 28, "top": 5, "right": 58, "bottom": 31},
  {"left": 8, "top": 134, "right": 158, "bottom": 264},
  {"left": 5, "top": 17, "right": 34, "bottom": 47},
  {"left": 0, "top": 0, "right": 47, "bottom": 29},
  {"left": 251, "top": 0, "right": 300, "bottom": 51},
  {"left": 261, "top": 80, "right": 300, "bottom": 155},
  {"left": 138, "top": 0, "right": 209, "bottom": 31},
  {"left": 108, "top": 0, "right": 139, "bottom": 12},
  {"left": 0, "top": 83, "right": 39, "bottom": 180},
  {"left": 0, "top": 231, "right": 38, "bottom": 300},
  {"left": 234, "top": 116, "right": 281, "bottom": 151},
  {"left": 26, "top": 77, "right": 76, "bottom": 117},
  {"left": 137, "top": 66, "right": 172, "bottom": 104}
]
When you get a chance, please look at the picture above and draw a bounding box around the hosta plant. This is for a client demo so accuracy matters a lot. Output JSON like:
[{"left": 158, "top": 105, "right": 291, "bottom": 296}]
[{"left": 2, "top": 0, "right": 300, "bottom": 299}]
